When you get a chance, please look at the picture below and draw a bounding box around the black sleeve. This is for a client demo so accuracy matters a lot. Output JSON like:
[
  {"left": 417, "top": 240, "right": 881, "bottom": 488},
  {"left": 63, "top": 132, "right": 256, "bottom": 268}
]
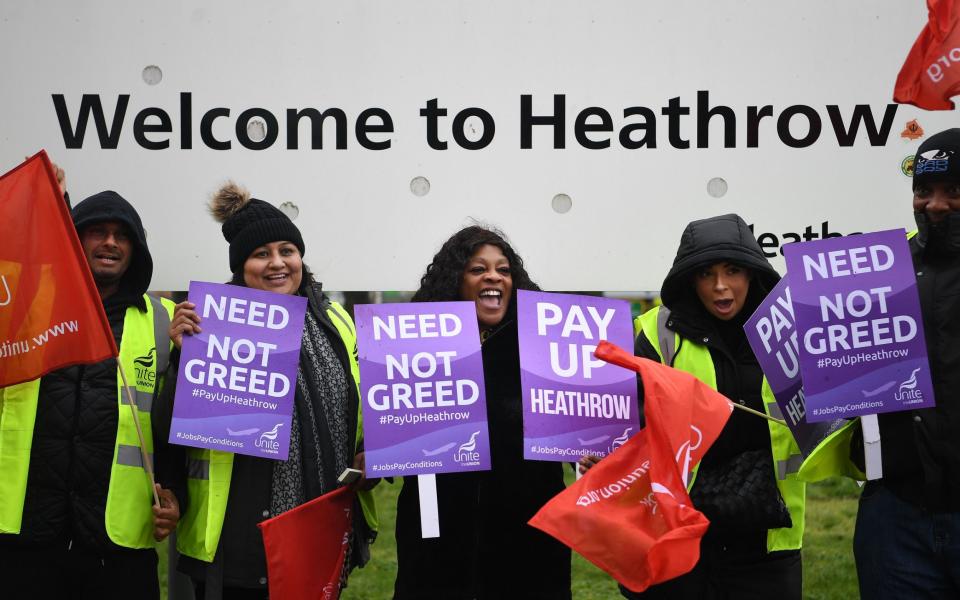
[
  {"left": 848, "top": 419, "right": 865, "bottom": 473},
  {"left": 152, "top": 349, "right": 188, "bottom": 512}
]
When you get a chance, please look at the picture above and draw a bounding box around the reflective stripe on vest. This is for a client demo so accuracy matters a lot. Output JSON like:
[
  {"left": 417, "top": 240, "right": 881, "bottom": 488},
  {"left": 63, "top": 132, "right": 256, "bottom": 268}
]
[
  {"left": 177, "top": 301, "right": 378, "bottom": 562},
  {"left": 104, "top": 294, "right": 175, "bottom": 548},
  {"left": 0, "top": 294, "right": 173, "bottom": 546},
  {"left": 177, "top": 447, "right": 234, "bottom": 562},
  {"left": 637, "top": 306, "right": 806, "bottom": 552}
]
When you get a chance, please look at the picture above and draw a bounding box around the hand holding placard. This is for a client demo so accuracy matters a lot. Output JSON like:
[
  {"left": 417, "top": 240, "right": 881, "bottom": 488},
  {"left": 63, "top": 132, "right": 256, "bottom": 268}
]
[{"left": 169, "top": 281, "right": 306, "bottom": 460}]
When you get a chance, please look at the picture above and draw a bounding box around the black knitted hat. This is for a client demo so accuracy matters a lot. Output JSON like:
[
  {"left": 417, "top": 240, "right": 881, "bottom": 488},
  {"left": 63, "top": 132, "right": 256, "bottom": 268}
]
[
  {"left": 209, "top": 183, "right": 305, "bottom": 273},
  {"left": 914, "top": 128, "right": 960, "bottom": 189}
]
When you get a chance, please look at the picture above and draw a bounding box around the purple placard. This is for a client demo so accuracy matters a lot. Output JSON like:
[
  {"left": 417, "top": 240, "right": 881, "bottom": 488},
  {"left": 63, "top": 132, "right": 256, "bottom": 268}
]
[
  {"left": 355, "top": 301, "right": 490, "bottom": 478},
  {"left": 744, "top": 275, "right": 848, "bottom": 456},
  {"left": 517, "top": 290, "right": 639, "bottom": 461},
  {"left": 169, "top": 281, "right": 306, "bottom": 460},
  {"left": 784, "top": 229, "right": 935, "bottom": 422}
]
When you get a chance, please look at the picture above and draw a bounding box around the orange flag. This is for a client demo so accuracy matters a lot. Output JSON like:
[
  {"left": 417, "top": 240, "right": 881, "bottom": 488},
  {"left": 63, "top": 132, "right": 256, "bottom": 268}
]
[
  {"left": 258, "top": 486, "right": 354, "bottom": 600},
  {"left": 529, "top": 341, "right": 732, "bottom": 593},
  {"left": 0, "top": 151, "right": 116, "bottom": 387},
  {"left": 894, "top": 0, "right": 960, "bottom": 110}
]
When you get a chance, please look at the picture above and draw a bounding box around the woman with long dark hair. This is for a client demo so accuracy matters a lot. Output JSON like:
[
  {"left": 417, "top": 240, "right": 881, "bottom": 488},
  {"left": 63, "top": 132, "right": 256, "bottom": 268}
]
[{"left": 393, "top": 225, "right": 571, "bottom": 600}]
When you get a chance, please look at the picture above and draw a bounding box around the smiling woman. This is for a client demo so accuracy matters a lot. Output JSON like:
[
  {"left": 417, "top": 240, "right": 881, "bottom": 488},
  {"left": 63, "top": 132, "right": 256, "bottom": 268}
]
[
  {"left": 459, "top": 244, "right": 513, "bottom": 330},
  {"left": 241, "top": 241, "right": 304, "bottom": 295},
  {"left": 154, "top": 182, "right": 379, "bottom": 599},
  {"left": 394, "top": 226, "right": 572, "bottom": 600}
]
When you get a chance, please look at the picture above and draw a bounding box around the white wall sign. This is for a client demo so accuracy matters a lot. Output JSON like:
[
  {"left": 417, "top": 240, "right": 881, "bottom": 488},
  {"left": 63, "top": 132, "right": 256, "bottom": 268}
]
[{"left": 1, "top": 2, "right": 953, "bottom": 291}]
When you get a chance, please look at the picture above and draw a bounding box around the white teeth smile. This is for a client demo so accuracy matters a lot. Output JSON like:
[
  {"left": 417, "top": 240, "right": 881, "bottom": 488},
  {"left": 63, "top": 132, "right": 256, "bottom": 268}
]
[{"left": 478, "top": 289, "right": 503, "bottom": 308}]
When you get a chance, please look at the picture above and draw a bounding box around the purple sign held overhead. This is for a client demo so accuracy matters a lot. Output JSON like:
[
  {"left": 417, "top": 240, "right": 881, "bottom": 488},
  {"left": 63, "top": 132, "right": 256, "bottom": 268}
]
[
  {"left": 784, "top": 229, "right": 935, "bottom": 422},
  {"left": 356, "top": 302, "right": 490, "bottom": 478},
  {"left": 517, "top": 290, "right": 638, "bottom": 461},
  {"left": 744, "top": 275, "right": 848, "bottom": 456},
  {"left": 170, "top": 281, "right": 306, "bottom": 460}
]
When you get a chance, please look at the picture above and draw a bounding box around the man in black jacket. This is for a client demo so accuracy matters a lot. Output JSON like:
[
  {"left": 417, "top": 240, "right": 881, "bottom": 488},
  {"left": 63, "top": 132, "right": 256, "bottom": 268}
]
[
  {"left": 0, "top": 190, "right": 182, "bottom": 600},
  {"left": 853, "top": 128, "right": 960, "bottom": 599}
]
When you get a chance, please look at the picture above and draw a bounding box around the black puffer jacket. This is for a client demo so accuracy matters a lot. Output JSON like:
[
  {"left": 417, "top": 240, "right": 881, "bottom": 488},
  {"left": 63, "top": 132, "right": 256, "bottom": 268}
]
[
  {"left": 635, "top": 214, "right": 782, "bottom": 543},
  {"left": 866, "top": 236, "right": 960, "bottom": 511},
  {"left": 0, "top": 191, "right": 166, "bottom": 553}
]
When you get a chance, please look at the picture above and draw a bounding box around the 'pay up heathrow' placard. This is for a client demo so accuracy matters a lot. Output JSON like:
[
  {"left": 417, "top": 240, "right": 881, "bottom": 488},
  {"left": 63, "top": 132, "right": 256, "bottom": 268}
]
[{"left": 517, "top": 291, "right": 638, "bottom": 461}]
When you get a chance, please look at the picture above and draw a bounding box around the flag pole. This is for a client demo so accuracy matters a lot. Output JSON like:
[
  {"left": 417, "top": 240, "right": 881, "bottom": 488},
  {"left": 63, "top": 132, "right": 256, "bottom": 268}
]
[
  {"left": 729, "top": 401, "right": 786, "bottom": 427},
  {"left": 117, "top": 362, "right": 162, "bottom": 506}
]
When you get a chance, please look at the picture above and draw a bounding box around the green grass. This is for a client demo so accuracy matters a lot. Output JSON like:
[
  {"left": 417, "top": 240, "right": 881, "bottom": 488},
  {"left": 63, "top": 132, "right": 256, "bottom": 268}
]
[
  {"left": 802, "top": 477, "right": 861, "bottom": 600},
  {"left": 343, "top": 476, "right": 862, "bottom": 599}
]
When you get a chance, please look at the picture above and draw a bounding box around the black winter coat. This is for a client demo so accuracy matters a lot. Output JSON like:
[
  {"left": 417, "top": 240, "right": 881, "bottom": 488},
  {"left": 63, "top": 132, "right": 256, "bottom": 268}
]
[
  {"left": 0, "top": 292, "right": 142, "bottom": 552},
  {"left": 868, "top": 237, "right": 960, "bottom": 511},
  {"left": 0, "top": 191, "right": 178, "bottom": 554},
  {"left": 635, "top": 214, "right": 783, "bottom": 549},
  {"left": 394, "top": 319, "right": 571, "bottom": 600}
]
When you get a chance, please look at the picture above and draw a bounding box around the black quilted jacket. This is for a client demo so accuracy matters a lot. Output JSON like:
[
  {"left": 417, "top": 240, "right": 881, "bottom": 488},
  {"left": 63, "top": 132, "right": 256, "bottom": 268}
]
[
  {"left": 0, "top": 191, "right": 168, "bottom": 553},
  {"left": 2, "top": 293, "right": 141, "bottom": 551}
]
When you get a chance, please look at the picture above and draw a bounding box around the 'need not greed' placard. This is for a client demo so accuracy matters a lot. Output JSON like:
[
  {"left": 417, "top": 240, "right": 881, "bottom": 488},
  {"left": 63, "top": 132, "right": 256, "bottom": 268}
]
[
  {"left": 356, "top": 302, "right": 490, "bottom": 478},
  {"left": 784, "top": 230, "right": 935, "bottom": 422},
  {"left": 170, "top": 281, "right": 306, "bottom": 460}
]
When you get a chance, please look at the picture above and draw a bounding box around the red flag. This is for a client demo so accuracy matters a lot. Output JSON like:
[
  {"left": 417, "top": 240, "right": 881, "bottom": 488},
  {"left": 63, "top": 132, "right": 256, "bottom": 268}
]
[
  {"left": 894, "top": 0, "right": 960, "bottom": 110},
  {"left": 258, "top": 486, "right": 354, "bottom": 600},
  {"left": 0, "top": 151, "right": 116, "bottom": 387},
  {"left": 529, "top": 341, "right": 732, "bottom": 593}
]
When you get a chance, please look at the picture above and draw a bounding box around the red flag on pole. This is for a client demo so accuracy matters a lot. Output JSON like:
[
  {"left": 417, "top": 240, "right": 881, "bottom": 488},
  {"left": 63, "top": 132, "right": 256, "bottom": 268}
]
[
  {"left": 894, "top": 0, "right": 960, "bottom": 110},
  {"left": 0, "top": 151, "right": 116, "bottom": 387},
  {"left": 258, "top": 486, "right": 355, "bottom": 600},
  {"left": 528, "top": 341, "right": 732, "bottom": 593}
]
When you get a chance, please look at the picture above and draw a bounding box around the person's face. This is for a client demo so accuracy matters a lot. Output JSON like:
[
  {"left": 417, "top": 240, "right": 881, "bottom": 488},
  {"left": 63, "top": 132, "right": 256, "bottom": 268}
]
[
  {"left": 242, "top": 241, "right": 303, "bottom": 295},
  {"left": 460, "top": 244, "right": 513, "bottom": 329},
  {"left": 694, "top": 262, "right": 751, "bottom": 321},
  {"left": 913, "top": 180, "right": 960, "bottom": 223},
  {"left": 80, "top": 221, "right": 134, "bottom": 288}
]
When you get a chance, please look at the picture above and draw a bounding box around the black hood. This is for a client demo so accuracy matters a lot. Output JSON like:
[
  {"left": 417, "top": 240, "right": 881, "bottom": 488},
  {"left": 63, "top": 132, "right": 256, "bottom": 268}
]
[
  {"left": 661, "top": 214, "right": 780, "bottom": 309},
  {"left": 71, "top": 191, "right": 153, "bottom": 299}
]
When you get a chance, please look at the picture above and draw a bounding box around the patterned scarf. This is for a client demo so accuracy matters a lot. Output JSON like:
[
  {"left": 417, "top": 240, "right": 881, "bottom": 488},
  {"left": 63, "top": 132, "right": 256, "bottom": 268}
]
[{"left": 269, "top": 308, "right": 351, "bottom": 516}]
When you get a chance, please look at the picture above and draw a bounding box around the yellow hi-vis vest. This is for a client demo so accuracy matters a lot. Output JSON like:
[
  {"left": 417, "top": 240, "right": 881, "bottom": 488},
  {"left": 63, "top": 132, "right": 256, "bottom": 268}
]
[
  {"left": 0, "top": 295, "right": 175, "bottom": 548},
  {"left": 177, "top": 301, "right": 378, "bottom": 562},
  {"left": 635, "top": 306, "right": 806, "bottom": 552}
]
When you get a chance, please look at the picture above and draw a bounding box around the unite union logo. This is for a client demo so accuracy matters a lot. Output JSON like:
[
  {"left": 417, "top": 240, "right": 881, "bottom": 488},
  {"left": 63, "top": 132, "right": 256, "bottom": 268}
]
[
  {"left": 133, "top": 347, "right": 157, "bottom": 386},
  {"left": 453, "top": 431, "right": 481, "bottom": 465},
  {"left": 894, "top": 368, "right": 924, "bottom": 404},
  {"left": 255, "top": 423, "right": 284, "bottom": 453}
]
